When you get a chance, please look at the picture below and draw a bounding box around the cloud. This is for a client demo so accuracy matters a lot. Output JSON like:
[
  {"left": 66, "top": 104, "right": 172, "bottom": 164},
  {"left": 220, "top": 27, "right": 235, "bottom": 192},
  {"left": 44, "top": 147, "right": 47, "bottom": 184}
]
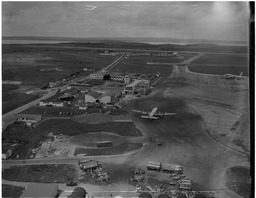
[
  {"left": 2, "top": 2, "right": 250, "bottom": 41},
  {"left": 86, "top": 5, "right": 97, "bottom": 10}
]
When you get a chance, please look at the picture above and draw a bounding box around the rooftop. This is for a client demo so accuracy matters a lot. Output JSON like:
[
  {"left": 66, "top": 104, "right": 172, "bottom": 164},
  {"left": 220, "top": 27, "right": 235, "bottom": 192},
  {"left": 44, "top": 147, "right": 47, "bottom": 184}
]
[
  {"left": 20, "top": 183, "right": 58, "bottom": 198},
  {"left": 126, "top": 80, "right": 143, "bottom": 87},
  {"left": 85, "top": 91, "right": 102, "bottom": 99}
]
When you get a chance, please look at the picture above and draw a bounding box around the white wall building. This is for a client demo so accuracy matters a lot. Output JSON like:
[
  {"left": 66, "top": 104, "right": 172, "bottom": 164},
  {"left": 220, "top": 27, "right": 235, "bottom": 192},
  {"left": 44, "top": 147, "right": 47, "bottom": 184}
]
[
  {"left": 124, "top": 80, "right": 150, "bottom": 96},
  {"left": 39, "top": 101, "right": 64, "bottom": 107},
  {"left": 90, "top": 73, "right": 104, "bottom": 80}
]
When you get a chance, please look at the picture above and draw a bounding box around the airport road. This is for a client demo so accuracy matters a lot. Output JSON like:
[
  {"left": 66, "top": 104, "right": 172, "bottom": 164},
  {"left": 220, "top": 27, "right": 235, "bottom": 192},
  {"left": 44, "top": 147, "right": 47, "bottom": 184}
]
[{"left": 26, "top": 44, "right": 248, "bottom": 56}]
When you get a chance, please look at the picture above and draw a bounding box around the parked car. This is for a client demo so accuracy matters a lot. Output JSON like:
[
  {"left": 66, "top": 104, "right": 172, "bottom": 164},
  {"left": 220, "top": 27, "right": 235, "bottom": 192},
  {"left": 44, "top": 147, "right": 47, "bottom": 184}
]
[
  {"left": 130, "top": 175, "right": 144, "bottom": 182},
  {"left": 169, "top": 181, "right": 176, "bottom": 185},
  {"left": 134, "top": 169, "right": 145, "bottom": 175},
  {"left": 66, "top": 181, "right": 78, "bottom": 186},
  {"left": 173, "top": 176, "right": 181, "bottom": 181}
]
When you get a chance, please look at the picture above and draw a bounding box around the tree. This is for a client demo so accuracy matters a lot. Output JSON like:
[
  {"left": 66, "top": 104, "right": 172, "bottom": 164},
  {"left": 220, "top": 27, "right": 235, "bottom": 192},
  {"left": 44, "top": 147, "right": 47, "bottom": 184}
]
[{"left": 103, "top": 74, "right": 111, "bottom": 81}]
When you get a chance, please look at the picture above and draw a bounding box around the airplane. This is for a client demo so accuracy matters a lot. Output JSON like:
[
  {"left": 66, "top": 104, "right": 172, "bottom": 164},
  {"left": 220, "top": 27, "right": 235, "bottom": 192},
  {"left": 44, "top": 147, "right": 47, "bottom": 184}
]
[
  {"left": 220, "top": 72, "right": 243, "bottom": 80},
  {"left": 131, "top": 107, "right": 177, "bottom": 120},
  {"left": 155, "top": 72, "right": 161, "bottom": 78}
]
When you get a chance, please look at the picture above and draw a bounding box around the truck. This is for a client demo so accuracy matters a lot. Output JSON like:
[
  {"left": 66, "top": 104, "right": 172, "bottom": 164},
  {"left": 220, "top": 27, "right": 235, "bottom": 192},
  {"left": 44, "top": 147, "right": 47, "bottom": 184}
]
[
  {"left": 162, "top": 163, "right": 183, "bottom": 174},
  {"left": 147, "top": 161, "right": 161, "bottom": 171}
]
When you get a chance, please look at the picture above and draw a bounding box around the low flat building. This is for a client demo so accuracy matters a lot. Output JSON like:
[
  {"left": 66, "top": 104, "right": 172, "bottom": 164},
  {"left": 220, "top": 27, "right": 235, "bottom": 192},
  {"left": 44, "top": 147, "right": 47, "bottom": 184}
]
[
  {"left": 16, "top": 114, "right": 42, "bottom": 126},
  {"left": 20, "top": 183, "right": 58, "bottom": 198},
  {"left": 39, "top": 100, "right": 64, "bottom": 107}
]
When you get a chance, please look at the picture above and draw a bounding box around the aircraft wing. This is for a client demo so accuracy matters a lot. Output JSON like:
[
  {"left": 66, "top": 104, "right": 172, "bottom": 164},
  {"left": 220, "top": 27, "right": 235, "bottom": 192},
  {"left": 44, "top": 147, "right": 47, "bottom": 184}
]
[{"left": 131, "top": 110, "right": 148, "bottom": 115}]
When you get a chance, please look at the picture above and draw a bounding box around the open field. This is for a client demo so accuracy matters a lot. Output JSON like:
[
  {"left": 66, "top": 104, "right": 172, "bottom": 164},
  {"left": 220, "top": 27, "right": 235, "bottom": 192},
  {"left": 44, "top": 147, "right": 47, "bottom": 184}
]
[
  {"left": 74, "top": 143, "right": 142, "bottom": 156},
  {"left": 2, "top": 184, "right": 25, "bottom": 198},
  {"left": 2, "top": 164, "right": 77, "bottom": 183}
]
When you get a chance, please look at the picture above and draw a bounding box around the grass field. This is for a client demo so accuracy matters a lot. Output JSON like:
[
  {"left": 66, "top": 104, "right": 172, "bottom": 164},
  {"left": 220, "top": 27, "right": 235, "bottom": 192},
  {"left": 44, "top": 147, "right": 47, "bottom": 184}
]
[
  {"left": 225, "top": 166, "right": 251, "bottom": 198},
  {"left": 189, "top": 65, "right": 249, "bottom": 76},
  {"left": 2, "top": 164, "right": 77, "bottom": 183},
  {"left": 2, "top": 120, "right": 141, "bottom": 158},
  {"left": 2, "top": 185, "right": 25, "bottom": 198},
  {"left": 110, "top": 60, "right": 173, "bottom": 77},
  {"left": 2, "top": 85, "right": 40, "bottom": 114},
  {"left": 74, "top": 143, "right": 142, "bottom": 156},
  {"left": 193, "top": 54, "right": 248, "bottom": 66}
]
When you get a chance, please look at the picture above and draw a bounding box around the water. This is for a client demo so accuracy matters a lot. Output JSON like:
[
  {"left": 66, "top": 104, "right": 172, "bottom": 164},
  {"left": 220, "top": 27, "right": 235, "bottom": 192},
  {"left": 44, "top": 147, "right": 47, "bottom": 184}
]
[
  {"left": 2, "top": 40, "right": 73, "bottom": 44},
  {"left": 142, "top": 41, "right": 248, "bottom": 46}
]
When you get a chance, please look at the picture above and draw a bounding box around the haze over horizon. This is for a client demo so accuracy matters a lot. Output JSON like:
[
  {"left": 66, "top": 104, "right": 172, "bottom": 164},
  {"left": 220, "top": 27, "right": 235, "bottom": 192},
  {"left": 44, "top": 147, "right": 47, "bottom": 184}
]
[{"left": 2, "top": 2, "right": 250, "bottom": 42}]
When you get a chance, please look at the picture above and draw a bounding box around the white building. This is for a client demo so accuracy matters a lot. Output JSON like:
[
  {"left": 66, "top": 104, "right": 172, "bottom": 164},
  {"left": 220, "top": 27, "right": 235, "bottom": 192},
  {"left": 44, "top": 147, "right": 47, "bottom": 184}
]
[
  {"left": 124, "top": 80, "right": 150, "bottom": 96},
  {"left": 2, "top": 149, "right": 12, "bottom": 159},
  {"left": 84, "top": 91, "right": 102, "bottom": 103},
  {"left": 99, "top": 95, "right": 112, "bottom": 104},
  {"left": 90, "top": 73, "right": 104, "bottom": 80},
  {"left": 39, "top": 101, "right": 64, "bottom": 107},
  {"left": 16, "top": 114, "right": 42, "bottom": 126}
]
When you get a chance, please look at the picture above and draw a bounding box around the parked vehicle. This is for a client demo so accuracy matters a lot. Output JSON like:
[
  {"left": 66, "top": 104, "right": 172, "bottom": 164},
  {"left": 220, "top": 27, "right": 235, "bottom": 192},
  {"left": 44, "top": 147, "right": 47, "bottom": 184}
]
[
  {"left": 130, "top": 175, "right": 144, "bottom": 182},
  {"left": 66, "top": 181, "right": 78, "bottom": 186},
  {"left": 134, "top": 169, "right": 145, "bottom": 175}
]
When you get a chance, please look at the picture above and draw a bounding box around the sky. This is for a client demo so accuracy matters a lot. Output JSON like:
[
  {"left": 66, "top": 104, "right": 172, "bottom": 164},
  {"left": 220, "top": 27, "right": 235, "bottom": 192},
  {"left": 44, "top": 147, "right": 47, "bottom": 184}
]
[{"left": 2, "top": 1, "right": 250, "bottom": 41}]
